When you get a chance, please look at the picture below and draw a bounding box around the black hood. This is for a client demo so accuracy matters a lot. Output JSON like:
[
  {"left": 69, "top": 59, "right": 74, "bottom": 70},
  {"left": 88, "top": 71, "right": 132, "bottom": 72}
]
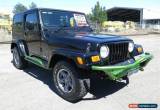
[
  {"left": 73, "top": 33, "right": 132, "bottom": 43},
  {"left": 44, "top": 29, "right": 132, "bottom": 52}
]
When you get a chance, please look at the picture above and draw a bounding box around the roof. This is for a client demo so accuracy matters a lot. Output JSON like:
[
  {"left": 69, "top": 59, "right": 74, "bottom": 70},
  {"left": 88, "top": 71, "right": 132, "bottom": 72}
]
[
  {"left": 14, "top": 8, "right": 85, "bottom": 15},
  {"left": 106, "top": 7, "right": 142, "bottom": 22},
  {"left": 107, "top": 7, "right": 160, "bottom": 20},
  {"left": 107, "top": 7, "right": 143, "bottom": 12}
]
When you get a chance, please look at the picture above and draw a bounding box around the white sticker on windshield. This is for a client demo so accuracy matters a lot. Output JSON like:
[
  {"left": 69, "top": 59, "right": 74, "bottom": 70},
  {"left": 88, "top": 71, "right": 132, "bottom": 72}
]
[{"left": 74, "top": 14, "right": 88, "bottom": 27}]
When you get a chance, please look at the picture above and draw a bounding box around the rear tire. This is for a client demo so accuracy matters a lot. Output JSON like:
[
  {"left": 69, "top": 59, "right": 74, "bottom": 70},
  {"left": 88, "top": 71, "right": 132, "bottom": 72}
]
[
  {"left": 12, "top": 47, "right": 28, "bottom": 69},
  {"left": 53, "top": 61, "right": 89, "bottom": 102}
]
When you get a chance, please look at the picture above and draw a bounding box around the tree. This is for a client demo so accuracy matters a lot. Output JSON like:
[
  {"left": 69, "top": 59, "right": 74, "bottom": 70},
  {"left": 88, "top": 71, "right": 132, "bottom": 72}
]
[
  {"left": 13, "top": 3, "right": 28, "bottom": 14},
  {"left": 88, "top": 1, "right": 107, "bottom": 25},
  {"left": 29, "top": 2, "right": 37, "bottom": 9}
]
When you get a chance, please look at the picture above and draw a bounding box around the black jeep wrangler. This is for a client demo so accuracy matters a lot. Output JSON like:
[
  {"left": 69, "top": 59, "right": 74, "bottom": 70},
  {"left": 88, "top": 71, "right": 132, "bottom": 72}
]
[{"left": 11, "top": 8, "right": 152, "bottom": 102}]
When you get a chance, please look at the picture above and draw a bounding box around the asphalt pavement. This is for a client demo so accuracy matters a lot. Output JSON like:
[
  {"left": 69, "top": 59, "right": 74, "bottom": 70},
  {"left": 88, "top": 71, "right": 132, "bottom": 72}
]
[{"left": 0, "top": 34, "right": 160, "bottom": 110}]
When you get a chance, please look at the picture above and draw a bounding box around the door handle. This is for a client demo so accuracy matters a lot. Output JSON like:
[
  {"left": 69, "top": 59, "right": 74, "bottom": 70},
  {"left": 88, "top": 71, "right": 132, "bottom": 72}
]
[
  {"left": 24, "top": 30, "right": 29, "bottom": 36},
  {"left": 24, "top": 32, "right": 27, "bottom": 36}
]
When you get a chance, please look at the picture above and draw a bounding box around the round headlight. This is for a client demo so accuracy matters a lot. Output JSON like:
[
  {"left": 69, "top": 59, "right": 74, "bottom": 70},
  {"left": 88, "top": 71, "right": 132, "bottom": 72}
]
[
  {"left": 128, "top": 42, "right": 134, "bottom": 52},
  {"left": 100, "top": 45, "right": 109, "bottom": 58}
]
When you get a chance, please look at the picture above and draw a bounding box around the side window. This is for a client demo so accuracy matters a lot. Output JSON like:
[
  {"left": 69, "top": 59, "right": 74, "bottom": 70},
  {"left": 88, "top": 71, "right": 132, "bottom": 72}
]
[
  {"left": 25, "top": 13, "right": 38, "bottom": 31},
  {"left": 13, "top": 14, "right": 23, "bottom": 32},
  {"left": 13, "top": 14, "right": 23, "bottom": 25}
]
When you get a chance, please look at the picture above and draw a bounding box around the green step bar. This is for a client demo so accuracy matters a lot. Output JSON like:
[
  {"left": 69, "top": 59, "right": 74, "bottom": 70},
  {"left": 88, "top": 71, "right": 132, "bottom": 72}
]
[
  {"left": 25, "top": 55, "right": 47, "bottom": 69},
  {"left": 92, "top": 53, "right": 153, "bottom": 80}
]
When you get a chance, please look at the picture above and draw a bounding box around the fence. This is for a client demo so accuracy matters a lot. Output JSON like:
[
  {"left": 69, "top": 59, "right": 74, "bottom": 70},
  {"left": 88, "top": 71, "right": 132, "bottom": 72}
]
[{"left": 90, "top": 21, "right": 160, "bottom": 35}]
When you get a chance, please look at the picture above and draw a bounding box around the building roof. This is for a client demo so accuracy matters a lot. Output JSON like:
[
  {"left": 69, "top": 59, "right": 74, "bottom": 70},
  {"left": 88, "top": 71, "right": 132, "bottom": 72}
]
[
  {"left": 107, "top": 7, "right": 143, "bottom": 12},
  {"left": 107, "top": 7, "right": 160, "bottom": 21},
  {"left": 106, "top": 7, "right": 142, "bottom": 22}
]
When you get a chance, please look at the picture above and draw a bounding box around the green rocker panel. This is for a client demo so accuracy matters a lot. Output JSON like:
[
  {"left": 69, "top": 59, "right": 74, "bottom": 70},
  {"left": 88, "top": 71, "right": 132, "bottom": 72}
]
[{"left": 92, "top": 53, "right": 153, "bottom": 80}]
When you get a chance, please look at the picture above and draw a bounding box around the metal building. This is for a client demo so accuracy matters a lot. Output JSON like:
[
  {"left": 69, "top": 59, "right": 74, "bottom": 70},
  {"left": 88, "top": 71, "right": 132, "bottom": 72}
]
[{"left": 106, "top": 7, "right": 160, "bottom": 29}]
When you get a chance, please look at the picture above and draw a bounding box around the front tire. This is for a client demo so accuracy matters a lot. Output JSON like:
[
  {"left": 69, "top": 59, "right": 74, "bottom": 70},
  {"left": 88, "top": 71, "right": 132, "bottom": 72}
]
[
  {"left": 12, "top": 47, "right": 27, "bottom": 69},
  {"left": 53, "top": 61, "right": 88, "bottom": 102}
]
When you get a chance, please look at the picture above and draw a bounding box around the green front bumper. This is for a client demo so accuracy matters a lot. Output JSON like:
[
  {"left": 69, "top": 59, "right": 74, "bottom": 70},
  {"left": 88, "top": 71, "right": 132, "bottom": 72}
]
[{"left": 92, "top": 53, "right": 153, "bottom": 80}]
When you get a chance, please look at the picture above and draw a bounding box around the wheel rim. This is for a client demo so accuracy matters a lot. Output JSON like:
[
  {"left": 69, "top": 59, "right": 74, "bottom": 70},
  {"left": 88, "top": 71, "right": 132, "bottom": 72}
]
[
  {"left": 57, "top": 69, "right": 73, "bottom": 93},
  {"left": 13, "top": 49, "right": 20, "bottom": 66}
]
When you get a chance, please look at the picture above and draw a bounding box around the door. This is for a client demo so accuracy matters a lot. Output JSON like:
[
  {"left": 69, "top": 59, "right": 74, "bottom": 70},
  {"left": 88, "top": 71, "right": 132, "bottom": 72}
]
[{"left": 24, "top": 12, "right": 41, "bottom": 56}]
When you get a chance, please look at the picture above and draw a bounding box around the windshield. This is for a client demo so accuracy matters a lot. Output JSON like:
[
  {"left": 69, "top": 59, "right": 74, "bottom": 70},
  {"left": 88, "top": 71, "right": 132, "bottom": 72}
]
[{"left": 41, "top": 10, "right": 89, "bottom": 28}]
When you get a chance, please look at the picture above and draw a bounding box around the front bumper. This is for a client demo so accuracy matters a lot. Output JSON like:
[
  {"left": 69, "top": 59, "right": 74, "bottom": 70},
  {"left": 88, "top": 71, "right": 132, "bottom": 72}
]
[{"left": 92, "top": 53, "right": 153, "bottom": 80}]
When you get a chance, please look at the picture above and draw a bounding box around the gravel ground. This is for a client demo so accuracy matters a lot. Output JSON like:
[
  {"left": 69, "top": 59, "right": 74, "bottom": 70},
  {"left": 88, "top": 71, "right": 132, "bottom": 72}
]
[{"left": 0, "top": 34, "right": 160, "bottom": 110}]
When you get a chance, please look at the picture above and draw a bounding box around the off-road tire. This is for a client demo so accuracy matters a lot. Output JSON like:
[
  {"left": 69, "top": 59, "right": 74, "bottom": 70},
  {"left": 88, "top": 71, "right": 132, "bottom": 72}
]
[
  {"left": 53, "top": 61, "right": 89, "bottom": 102},
  {"left": 12, "top": 47, "right": 28, "bottom": 69}
]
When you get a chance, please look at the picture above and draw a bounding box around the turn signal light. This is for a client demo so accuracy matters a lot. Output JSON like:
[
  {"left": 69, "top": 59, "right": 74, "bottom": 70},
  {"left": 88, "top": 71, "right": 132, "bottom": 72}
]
[
  {"left": 137, "top": 47, "right": 143, "bottom": 53},
  {"left": 91, "top": 55, "right": 100, "bottom": 62},
  {"left": 77, "top": 57, "right": 84, "bottom": 65}
]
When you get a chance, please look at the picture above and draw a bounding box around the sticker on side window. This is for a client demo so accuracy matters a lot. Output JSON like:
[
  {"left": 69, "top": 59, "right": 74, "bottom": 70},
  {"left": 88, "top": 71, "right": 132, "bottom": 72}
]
[{"left": 74, "top": 14, "right": 88, "bottom": 27}]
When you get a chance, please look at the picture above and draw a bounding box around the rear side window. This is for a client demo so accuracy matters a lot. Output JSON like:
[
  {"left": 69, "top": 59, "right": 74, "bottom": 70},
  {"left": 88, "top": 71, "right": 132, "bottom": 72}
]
[
  {"left": 13, "top": 14, "right": 23, "bottom": 33},
  {"left": 13, "top": 14, "right": 23, "bottom": 25}
]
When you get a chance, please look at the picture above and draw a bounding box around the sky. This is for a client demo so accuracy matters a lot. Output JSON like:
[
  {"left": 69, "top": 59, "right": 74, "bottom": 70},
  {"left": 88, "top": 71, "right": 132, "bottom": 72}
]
[{"left": 0, "top": 0, "right": 160, "bottom": 14}]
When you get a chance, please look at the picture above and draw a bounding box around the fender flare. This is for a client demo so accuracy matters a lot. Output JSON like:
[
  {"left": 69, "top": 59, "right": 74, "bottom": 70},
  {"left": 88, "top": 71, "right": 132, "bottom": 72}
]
[
  {"left": 11, "top": 40, "right": 29, "bottom": 57},
  {"left": 48, "top": 48, "right": 85, "bottom": 68}
]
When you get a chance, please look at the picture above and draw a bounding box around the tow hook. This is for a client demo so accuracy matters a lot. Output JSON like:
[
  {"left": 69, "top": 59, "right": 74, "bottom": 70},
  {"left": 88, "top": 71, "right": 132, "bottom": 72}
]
[
  {"left": 117, "top": 76, "right": 129, "bottom": 84},
  {"left": 139, "top": 67, "right": 144, "bottom": 71}
]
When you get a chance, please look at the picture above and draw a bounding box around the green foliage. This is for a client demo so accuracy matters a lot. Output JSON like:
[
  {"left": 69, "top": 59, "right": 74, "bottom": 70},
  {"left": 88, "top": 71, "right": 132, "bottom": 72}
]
[
  {"left": 13, "top": 2, "right": 38, "bottom": 14},
  {"left": 29, "top": 2, "right": 37, "bottom": 9},
  {"left": 88, "top": 1, "right": 107, "bottom": 25},
  {"left": 13, "top": 3, "right": 28, "bottom": 14}
]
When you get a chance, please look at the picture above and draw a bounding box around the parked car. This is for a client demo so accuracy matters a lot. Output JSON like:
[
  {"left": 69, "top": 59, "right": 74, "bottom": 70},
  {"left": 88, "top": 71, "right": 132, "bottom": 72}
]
[{"left": 11, "top": 8, "right": 153, "bottom": 102}]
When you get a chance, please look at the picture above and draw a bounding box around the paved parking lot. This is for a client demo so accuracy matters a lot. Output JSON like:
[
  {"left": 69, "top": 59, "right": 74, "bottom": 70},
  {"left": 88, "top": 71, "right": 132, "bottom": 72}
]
[
  {"left": 0, "top": 30, "right": 12, "bottom": 43},
  {"left": 0, "top": 34, "right": 160, "bottom": 110}
]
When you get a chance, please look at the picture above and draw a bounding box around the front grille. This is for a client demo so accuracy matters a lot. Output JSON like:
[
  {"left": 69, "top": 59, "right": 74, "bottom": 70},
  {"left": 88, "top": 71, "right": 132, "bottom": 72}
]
[{"left": 108, "top": 42, "right": 129, "bottom": 64}]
